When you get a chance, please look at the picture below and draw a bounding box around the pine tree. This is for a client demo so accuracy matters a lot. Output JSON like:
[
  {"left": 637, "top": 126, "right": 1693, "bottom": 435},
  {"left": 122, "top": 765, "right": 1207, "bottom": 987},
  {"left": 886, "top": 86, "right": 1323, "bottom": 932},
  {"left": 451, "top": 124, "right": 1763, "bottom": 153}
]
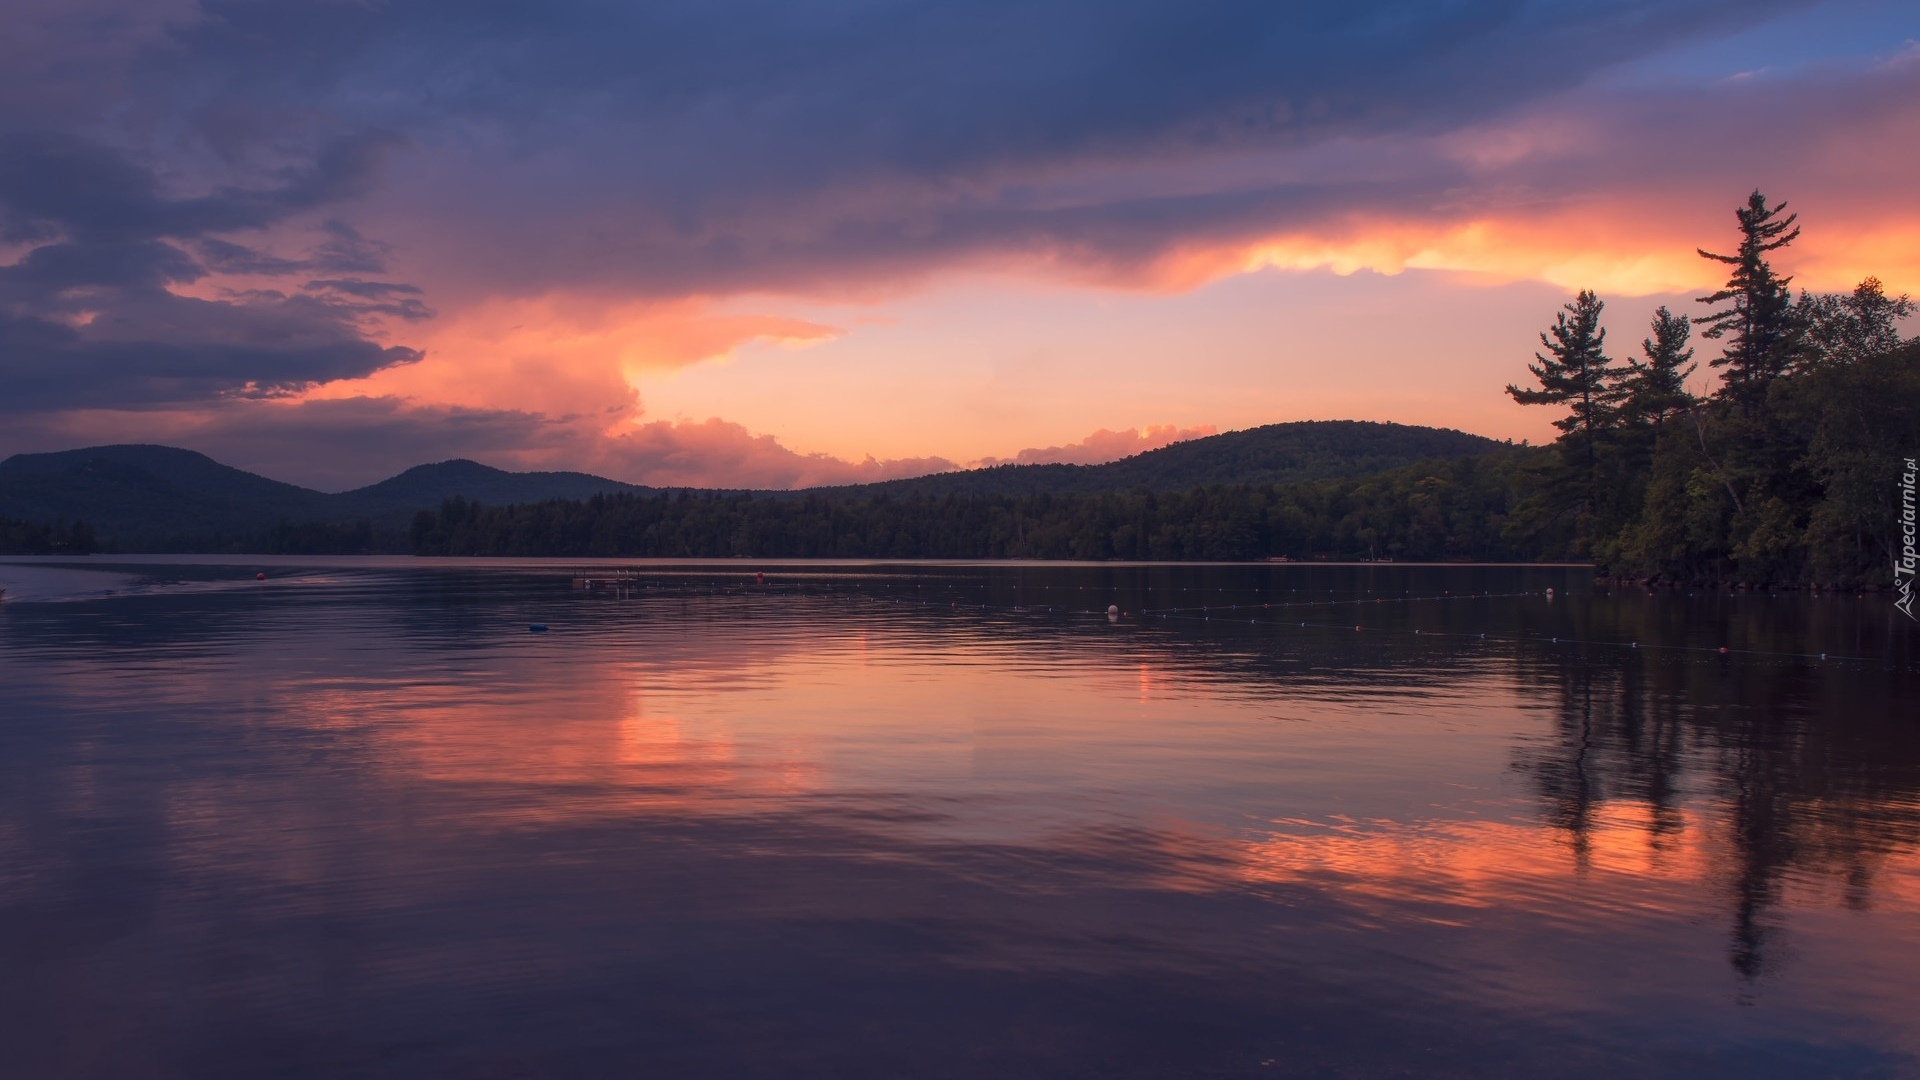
[
  {"left": 1620, "top": 306, "right": 1698, "bottom": 424},
  {"left": 1507, "top": 289, "right": 1625, "bottom": 474},
  {"left": 1696, "top": 191, "right": 1803, "bottom": 408}
]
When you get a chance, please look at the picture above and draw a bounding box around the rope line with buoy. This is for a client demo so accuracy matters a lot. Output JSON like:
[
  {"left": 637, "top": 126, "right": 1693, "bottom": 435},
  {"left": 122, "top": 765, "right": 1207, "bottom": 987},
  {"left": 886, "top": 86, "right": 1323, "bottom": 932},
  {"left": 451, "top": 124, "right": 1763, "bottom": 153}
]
[{"left": 538, "top": 571, "right": 1914, "bottom": 671}]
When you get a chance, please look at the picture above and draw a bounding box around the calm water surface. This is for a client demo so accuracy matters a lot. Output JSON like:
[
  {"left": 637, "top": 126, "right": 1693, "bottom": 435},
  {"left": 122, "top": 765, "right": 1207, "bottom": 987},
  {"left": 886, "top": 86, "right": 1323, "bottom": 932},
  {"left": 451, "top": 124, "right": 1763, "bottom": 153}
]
[{"left": 2, "top": 557, "right": 1917, "bottom": 1078}]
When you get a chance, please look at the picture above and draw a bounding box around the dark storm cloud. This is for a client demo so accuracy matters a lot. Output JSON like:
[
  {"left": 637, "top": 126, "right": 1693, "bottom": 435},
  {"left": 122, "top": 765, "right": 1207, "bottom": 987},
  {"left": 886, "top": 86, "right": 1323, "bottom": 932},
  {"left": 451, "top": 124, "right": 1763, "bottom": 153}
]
[
  {"left": 198, "top": 221, "right": 396, "bottom": 277},
  {"left": 148, "top": 0, "right": 1798, "bottom": 182},
  {"left": 0, "top": 299, "right": 419, "bottom": 412},
  {"left": 113, "top": 0, "right": 1813, "bottom": 293},
  {"left": 0, "top": 130, "right": 399, "bottom": 243},
  {"left": 0, "top": 129, "right": 419, "bottom": 410}
]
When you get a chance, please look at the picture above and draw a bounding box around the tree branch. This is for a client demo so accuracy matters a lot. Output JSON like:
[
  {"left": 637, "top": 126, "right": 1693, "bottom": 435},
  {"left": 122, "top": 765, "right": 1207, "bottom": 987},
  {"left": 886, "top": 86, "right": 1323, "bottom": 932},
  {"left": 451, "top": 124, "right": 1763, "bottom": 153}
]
[{"left": 1692, "top": 410, "right": 1744, "bottom": 516}]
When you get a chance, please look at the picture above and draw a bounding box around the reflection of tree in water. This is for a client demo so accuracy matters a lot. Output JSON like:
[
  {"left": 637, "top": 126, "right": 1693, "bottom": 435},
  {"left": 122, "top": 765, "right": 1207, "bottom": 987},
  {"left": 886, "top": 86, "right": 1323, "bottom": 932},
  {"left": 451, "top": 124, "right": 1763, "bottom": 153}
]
[
  {"left": 1510, "top": 649, "right": 1920, "bottom": 979},
  {"left": 1518, "top": 665, "right": 1690, "bottom": 872}
]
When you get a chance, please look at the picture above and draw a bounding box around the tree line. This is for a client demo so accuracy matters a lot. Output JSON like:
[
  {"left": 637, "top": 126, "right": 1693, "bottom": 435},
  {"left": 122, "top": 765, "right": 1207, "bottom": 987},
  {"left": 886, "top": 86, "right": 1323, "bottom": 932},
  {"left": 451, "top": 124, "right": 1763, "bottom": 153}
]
[
  {"left": 408, "top": 449, "right": 1553, "bottom": 563},
  {"left": 1501, "top": 191, "right": 1916, "bottom": 585},
  {"left": 0, "top": 516, "right": 96, "bottom": 555}
]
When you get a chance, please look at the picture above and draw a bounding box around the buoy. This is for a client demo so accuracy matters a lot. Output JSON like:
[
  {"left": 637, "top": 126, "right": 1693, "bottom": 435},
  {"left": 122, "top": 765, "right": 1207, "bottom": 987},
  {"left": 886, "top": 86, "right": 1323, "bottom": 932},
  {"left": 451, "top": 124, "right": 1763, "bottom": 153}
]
[
  {"left": 1719, "top": 646, "right": 1728, "bottom": 655},
  {"left": 256, "top": 572, "right": 266, "bottom": 581},
  {"left": 529, "top": 624, "right": 549, "bottom": 633},
  {"left": 756, "top": 572, "right": 765, "bottom": 585},
  {"left": 1107, "top": 604, "right": 1119, "bottom": 616}
]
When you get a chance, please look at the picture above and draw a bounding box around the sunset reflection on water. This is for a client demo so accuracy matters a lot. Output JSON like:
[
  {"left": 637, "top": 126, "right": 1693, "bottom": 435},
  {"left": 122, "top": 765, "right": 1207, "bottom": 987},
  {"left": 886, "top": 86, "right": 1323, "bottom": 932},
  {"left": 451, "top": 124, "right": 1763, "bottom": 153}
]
[{"left": 2, "top": 558, "right": 1917, "bottom": 1077}]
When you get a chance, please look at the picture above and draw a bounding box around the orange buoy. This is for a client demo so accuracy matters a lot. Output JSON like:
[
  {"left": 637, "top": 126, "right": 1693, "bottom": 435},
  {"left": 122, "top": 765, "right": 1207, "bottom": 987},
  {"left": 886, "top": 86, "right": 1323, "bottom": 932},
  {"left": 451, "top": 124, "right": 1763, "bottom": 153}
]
[{"left": 256, "top": 572, "right": 266, "bottom": 581}]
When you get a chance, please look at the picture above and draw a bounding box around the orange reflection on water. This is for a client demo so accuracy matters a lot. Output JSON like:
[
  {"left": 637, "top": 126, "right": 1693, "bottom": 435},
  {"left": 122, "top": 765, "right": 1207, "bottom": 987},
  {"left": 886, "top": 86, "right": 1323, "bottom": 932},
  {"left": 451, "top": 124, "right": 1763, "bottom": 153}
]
[{"left": 1226, "top": 804, "right": 1714, "bottom": 919}]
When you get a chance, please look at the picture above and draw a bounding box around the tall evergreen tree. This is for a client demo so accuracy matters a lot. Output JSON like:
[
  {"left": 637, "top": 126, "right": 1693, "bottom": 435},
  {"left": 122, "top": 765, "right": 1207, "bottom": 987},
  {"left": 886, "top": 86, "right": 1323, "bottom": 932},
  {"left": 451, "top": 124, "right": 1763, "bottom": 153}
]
[
  {"left": 1696, "top": 191, "right": 1802, "bottom": 408},
  {"left": 1507, "top": 289, "right": 1625, "bottom": 474},
  {"left": 1507, "top": 291, "right": 1628, "bottom": 551},
  {"left": 1620, "top": 306, "right": 1698, "bottom": 424}
]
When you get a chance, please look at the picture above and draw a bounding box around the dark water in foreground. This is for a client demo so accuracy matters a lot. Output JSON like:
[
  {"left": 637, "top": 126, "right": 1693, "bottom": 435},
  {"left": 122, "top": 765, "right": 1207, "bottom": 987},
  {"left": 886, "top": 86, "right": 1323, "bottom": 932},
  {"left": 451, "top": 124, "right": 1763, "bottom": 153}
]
[{"left": 2, "top": 557, "right": 1917, "bottom": 1078}]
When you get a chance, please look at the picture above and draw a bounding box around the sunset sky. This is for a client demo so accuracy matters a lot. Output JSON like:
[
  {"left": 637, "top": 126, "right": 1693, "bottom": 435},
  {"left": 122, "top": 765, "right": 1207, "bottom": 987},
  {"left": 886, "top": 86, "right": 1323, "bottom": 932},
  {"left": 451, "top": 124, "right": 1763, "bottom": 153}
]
[{"left": 3, "top": 0, "right": 1917, "bottom": 490}]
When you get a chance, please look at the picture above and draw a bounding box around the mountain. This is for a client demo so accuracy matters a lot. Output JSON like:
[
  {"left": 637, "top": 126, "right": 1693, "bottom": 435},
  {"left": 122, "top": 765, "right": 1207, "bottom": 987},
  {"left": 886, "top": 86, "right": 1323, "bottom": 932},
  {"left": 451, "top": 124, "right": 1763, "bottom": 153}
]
[
  {"left": 334, "top": 460, "right": 647, "bottom": 522},
  {"left": 0, "top": 446, "right": 649, "bottom": 549},
  {"left": 0, "top": 421, "right": 1510, "bottom": 551},
  {"left": 0, "top": 445, "right": 334, "bottom": 545},
  {"left": 832, "top": 421, "right": 1506, "bottom": 497}
]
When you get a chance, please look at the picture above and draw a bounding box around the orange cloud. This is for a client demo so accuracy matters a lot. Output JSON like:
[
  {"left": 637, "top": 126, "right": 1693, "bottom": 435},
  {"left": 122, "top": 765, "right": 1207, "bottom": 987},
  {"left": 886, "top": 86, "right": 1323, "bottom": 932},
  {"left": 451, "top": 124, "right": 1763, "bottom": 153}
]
[
  {"left": 1088, "top": 55, "right": 1920, "bottom": 299},
  {"left": 979, "top": 423, "right": 1217, "bottom": 466},
  {"left": 596, "top": 417, "right": 957, "bottom": 488},
  {"left": 313, "top": 294, "right": 841, "bottom": 422},
  {"left": 1142, "top": 207, "right": 1920, "bottom": 299}
]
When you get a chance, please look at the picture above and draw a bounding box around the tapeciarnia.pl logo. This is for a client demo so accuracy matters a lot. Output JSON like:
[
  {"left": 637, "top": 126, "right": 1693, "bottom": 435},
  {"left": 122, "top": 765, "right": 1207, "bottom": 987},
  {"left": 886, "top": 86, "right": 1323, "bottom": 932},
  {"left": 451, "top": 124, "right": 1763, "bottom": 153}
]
[{"left": 1899, "top": 456, "right": 1917, "bottom": 621}]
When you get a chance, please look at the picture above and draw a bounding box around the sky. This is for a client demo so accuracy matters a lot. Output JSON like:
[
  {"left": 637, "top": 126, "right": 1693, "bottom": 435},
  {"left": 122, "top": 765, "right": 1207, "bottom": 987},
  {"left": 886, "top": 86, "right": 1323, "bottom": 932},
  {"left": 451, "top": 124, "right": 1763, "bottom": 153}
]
[{"left": 2, "top": 0, "right": 1917, "bottom": 490}]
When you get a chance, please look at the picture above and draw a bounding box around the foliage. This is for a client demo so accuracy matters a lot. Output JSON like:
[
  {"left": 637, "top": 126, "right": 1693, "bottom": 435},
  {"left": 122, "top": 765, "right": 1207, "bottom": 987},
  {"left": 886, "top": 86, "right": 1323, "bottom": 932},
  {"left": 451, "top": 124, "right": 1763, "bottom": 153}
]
[
  {"left": 409, "top": 449, "right": 1558, "bottom": 563},
  {"left": 1695, "top": 191, "right": 1804, "bottom": 411},
  {"left": 0, "top": 516, "right": 96, "bottom": 555},
  {"left": 256, "top": 519, "right": 377, "bottom": 555},
  {"left": 1509, "top": 191, "right": 1917, "bottom": 586},
  {"left": 1621, "top": 306, "right": 1698, "bottom": 425},
  {"left": 1507, "top": 290, "right": 1624, "bottom": 452}
]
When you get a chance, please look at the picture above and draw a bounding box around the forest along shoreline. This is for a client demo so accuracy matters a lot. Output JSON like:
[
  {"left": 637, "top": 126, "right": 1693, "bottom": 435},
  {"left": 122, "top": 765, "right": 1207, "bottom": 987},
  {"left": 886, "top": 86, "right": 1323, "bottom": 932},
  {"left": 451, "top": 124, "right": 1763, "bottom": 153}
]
[{"left": 1500, "top": 191, "right": 1916, "bottom": 594}]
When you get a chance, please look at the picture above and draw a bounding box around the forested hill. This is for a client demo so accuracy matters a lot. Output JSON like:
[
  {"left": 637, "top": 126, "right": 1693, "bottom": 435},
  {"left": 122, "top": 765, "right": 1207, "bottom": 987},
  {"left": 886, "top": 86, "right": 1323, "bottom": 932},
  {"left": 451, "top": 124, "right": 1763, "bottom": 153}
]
[
  {"left": 0, "top": 446, "right": 649, "bottom": 550},
  {"left": 830, "top": 421, "right": 1505, "bottom": 497},
  {"left": 0, "top": 421, "right": 1504, "bottom": 551},
  {"left": 0, "top": 446, "right": 333, "bottom": 546}
]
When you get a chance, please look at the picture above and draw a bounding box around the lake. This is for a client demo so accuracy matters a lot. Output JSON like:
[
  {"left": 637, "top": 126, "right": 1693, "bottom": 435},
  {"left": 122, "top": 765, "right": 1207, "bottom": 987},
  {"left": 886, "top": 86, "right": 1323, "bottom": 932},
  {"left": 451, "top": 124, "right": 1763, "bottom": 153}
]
[{"left": 2, "top": 556, "right": 1917, "bottom": 1078}]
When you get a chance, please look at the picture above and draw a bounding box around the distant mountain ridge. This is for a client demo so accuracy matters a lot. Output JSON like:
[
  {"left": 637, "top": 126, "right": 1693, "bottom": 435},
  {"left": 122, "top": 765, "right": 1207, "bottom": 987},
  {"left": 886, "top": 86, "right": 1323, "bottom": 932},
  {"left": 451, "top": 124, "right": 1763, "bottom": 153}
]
[
  {"left": 342, "top": 460, "right": 651, "bottom": 519},
  {"left": 0, "top": 421, "right": 1508, "bottom": 550},
  {"left": 834, "top": 421, "right": 1504, "bottom": 497},
  {"left": 0, "top": 446, "right": 650, "bottom": 548}
]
